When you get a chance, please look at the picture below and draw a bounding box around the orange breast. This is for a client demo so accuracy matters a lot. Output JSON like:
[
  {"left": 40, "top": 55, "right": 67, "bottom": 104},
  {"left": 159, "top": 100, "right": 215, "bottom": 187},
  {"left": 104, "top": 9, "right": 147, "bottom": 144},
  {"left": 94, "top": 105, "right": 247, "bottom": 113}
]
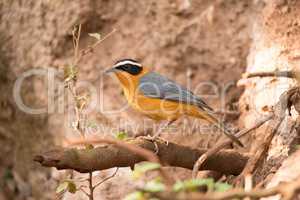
[
  {"left": 131, "top": 95, "right": 182, "bottom": 121},
  {"left": 131, "top": 94, "right": 204, "bottom": 122},
  {"left": 114, "top": 69, "right": 206, "bottom": 121}
]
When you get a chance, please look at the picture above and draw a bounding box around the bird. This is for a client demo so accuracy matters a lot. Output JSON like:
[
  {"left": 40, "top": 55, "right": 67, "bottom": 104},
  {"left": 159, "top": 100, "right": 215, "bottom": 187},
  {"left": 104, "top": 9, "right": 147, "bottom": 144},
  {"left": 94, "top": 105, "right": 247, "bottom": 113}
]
[{"left": 105, "top": 58, "right": 243, "bottom": 147}]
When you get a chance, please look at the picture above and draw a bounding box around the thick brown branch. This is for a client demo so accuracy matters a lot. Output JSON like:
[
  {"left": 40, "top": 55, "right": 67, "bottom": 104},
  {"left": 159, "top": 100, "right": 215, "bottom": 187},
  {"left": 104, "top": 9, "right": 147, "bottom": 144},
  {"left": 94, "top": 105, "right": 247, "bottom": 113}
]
[
  {"left": 68, "top": 137, "right": 173, "bottom": 184},
  {"left": 34, "top": 137, "right": 248, "bottom": 175}
]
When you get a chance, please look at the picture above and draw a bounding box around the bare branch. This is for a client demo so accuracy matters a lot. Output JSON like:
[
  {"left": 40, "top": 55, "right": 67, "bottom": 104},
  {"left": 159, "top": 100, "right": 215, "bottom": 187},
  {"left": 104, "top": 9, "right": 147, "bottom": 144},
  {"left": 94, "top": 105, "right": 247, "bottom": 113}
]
[
  {"left": 72, "top": 24, "right": 82, "bottom": 64},
  {"left": 78, "top": 187, "right": 90, "bottom": 198},
  {"left": 192, "top": 114, "right": 273, "bottom": 178},
  {"left": 88, "top": 172, "right": 94, "bottom": 200},
  {"left": 93, "top": 168, "right": 119, "bottom": 190},
  {"left": 34, "top": 137, "right": 248, "bottom": 176},
  {"left": 243, "top": 71, "right": 296, "bottom": 79},
  {"left": 74, "top": 28, "right": 117, "bottom": 65},
  {"left": 69, "top": 137, "right": 174, "bottom": 185}
]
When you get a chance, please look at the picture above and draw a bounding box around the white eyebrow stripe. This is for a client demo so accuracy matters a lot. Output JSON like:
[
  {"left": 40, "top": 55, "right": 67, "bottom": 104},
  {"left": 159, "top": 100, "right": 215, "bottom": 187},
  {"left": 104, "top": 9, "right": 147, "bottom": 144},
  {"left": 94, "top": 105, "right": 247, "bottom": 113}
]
[{"left": 114, "top": 60, "right": 142, "bottom": 68}]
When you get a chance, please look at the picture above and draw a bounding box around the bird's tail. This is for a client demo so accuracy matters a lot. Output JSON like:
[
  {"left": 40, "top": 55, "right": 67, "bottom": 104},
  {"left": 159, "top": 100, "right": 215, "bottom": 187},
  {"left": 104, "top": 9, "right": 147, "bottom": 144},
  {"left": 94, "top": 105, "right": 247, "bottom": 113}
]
[{"left": 196, "top": 110, "right": 243, "bottom": 147}]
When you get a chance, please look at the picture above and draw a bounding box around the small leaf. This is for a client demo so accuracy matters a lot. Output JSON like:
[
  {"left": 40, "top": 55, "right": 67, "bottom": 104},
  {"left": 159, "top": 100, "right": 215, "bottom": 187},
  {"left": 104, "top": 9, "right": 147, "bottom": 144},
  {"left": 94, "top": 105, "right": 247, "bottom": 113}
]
[
  {"left": 172, "top": 181, "right": 185, "bottom": 192},
  {"left": 88, "top": 33, "right": 101, "bottom": 40},
  {"left": 143, "top": 179, "right": 165, "bottom": 193},
  {"left": 56, "top": 182, "right": 69, "bottom": 194},
  {"left": 56, "top": 180, "right": 77, "bottom": 194},
  {"left": 67, "top": 181, "right": 77, "bottom": 193},
  {"left": 132, "top": 162, "right": 161, "bottom": 179},
  {"left": 173, "top": 178, "right": 214, "bottom": 192},
  {"left": 115, "top": 131, "right": 128, "bottom": 140},
  {"left": 123, "top": 191, "right": 144, "bottom": 200},
  {"left": 214, "top": 182, "right": 232, "bottom": 192}
]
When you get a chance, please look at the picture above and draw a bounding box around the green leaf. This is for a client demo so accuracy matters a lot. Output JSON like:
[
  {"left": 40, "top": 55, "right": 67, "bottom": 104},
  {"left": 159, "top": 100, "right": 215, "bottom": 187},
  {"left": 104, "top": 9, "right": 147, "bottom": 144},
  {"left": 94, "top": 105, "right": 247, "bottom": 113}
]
[
  {"left": 56, "top": 181, "right": 69, "bottom": 194},
  {"left": 115, "top": 131, "right": 128, "bottom": 140},
  {"left": 88, "top": 33, "right": 101, "bottom": 40},
  {"left": 67, "top": 181, "right": 77, "bottom": 193},
  {"left": 132, "top": 162, "right": 161, "bottom": 179},
  {"left": 123, "top": 191, "right": 144, "bottom": 200},
  {"left": 172, "top": 181, "right": 185, "bottom": 192},
  {"left": 3, "top": 168, "right": 13, "bottom": 180},
  {"left": 173, "top": 178, "right": 214, "bottom": 192},
  {"left": 214, "top": 182, "right": 232, "bottom": 192},
  {"left": 56, "top": 180, "right": 77, "bottom": 194},
  {"left": 87, "top": 121, "right": 98, "bottom": 129},
  {"left": 143, "top": 179, "right": 165, "bottom": 193}
]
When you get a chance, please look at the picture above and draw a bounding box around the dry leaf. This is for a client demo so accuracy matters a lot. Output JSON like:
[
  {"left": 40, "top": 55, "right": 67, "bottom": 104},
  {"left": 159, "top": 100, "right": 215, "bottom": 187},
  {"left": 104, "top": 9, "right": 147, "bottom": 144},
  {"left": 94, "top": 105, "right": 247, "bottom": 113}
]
[{"left": 88, "top": 33, "right": 101, "bottom": 40}]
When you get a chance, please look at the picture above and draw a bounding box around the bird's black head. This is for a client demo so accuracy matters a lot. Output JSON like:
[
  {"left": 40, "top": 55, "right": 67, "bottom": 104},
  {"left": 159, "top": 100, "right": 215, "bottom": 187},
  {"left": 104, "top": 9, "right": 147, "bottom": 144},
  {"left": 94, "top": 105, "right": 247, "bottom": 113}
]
[{"left": 110, "top": 59, "right": 143, "bottom": 75}]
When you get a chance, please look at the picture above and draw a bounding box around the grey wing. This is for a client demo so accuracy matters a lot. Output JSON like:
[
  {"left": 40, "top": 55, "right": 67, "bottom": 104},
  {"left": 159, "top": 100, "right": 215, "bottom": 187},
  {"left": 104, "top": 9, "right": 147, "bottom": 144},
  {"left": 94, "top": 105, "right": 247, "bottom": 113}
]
[{"left": 139, "top": 72, "right": 213, "bottom": 112}]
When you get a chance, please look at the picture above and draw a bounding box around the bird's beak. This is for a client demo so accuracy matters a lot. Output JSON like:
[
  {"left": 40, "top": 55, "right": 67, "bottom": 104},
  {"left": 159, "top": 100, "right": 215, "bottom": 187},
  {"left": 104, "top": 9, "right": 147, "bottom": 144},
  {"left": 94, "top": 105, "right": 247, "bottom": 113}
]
[{"left": 104, "top": 67, "right": 117, "bottom": 74}]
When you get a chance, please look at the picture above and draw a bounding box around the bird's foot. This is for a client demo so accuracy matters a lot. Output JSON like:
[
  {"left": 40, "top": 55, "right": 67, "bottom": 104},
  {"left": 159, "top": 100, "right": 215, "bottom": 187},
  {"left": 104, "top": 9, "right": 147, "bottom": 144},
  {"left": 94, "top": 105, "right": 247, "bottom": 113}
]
[
  {"left": 145, "top": 135, "right": 169, "bottom": 146},
  {"left": 143, "top": 135, "right": 169, "bottom": 154}
]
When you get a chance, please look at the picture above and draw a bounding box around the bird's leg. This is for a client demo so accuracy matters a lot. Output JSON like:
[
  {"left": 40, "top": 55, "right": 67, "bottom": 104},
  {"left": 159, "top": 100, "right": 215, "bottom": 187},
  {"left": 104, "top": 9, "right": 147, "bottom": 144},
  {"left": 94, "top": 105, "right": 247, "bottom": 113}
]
[{"left": 144, "top": 119, "right": 176, "bottom": 153}]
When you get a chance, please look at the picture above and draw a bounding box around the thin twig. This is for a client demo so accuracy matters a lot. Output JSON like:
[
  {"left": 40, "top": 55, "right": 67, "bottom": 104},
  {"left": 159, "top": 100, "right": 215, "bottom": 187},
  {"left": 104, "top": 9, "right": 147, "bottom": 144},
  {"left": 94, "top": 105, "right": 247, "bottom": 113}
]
[
  {"left": 73, "top": 24, "right": 82, "bottom": 64},
  {"left": 243, "top": 71, "right": 296, "bottom": 79},
  {"left": 63, "top": 24, "right": 117, "bottom": 200},
  {"left": 93, "top": 168, "right": 119, "bottom": 190},
  {"left": 79, "top": 187, "right": 90, "bottom": 198},
  {"left": 70, "top": 24, "right": 93, "bottom": 200},
  {"left": 236, "top": 116, "right": 285, "bottom": 184},
  {"left": 88, "top": 172, "right": 94, "bottom": 200},
  {"left": 74, "top": 28, "right": 117, "bottom": 65},
  {"left": 67, "top": 81, "right": 85, "bottom": 138},
  {"left": 192, "top": 114, "right": 273, "bottom": 178}
]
